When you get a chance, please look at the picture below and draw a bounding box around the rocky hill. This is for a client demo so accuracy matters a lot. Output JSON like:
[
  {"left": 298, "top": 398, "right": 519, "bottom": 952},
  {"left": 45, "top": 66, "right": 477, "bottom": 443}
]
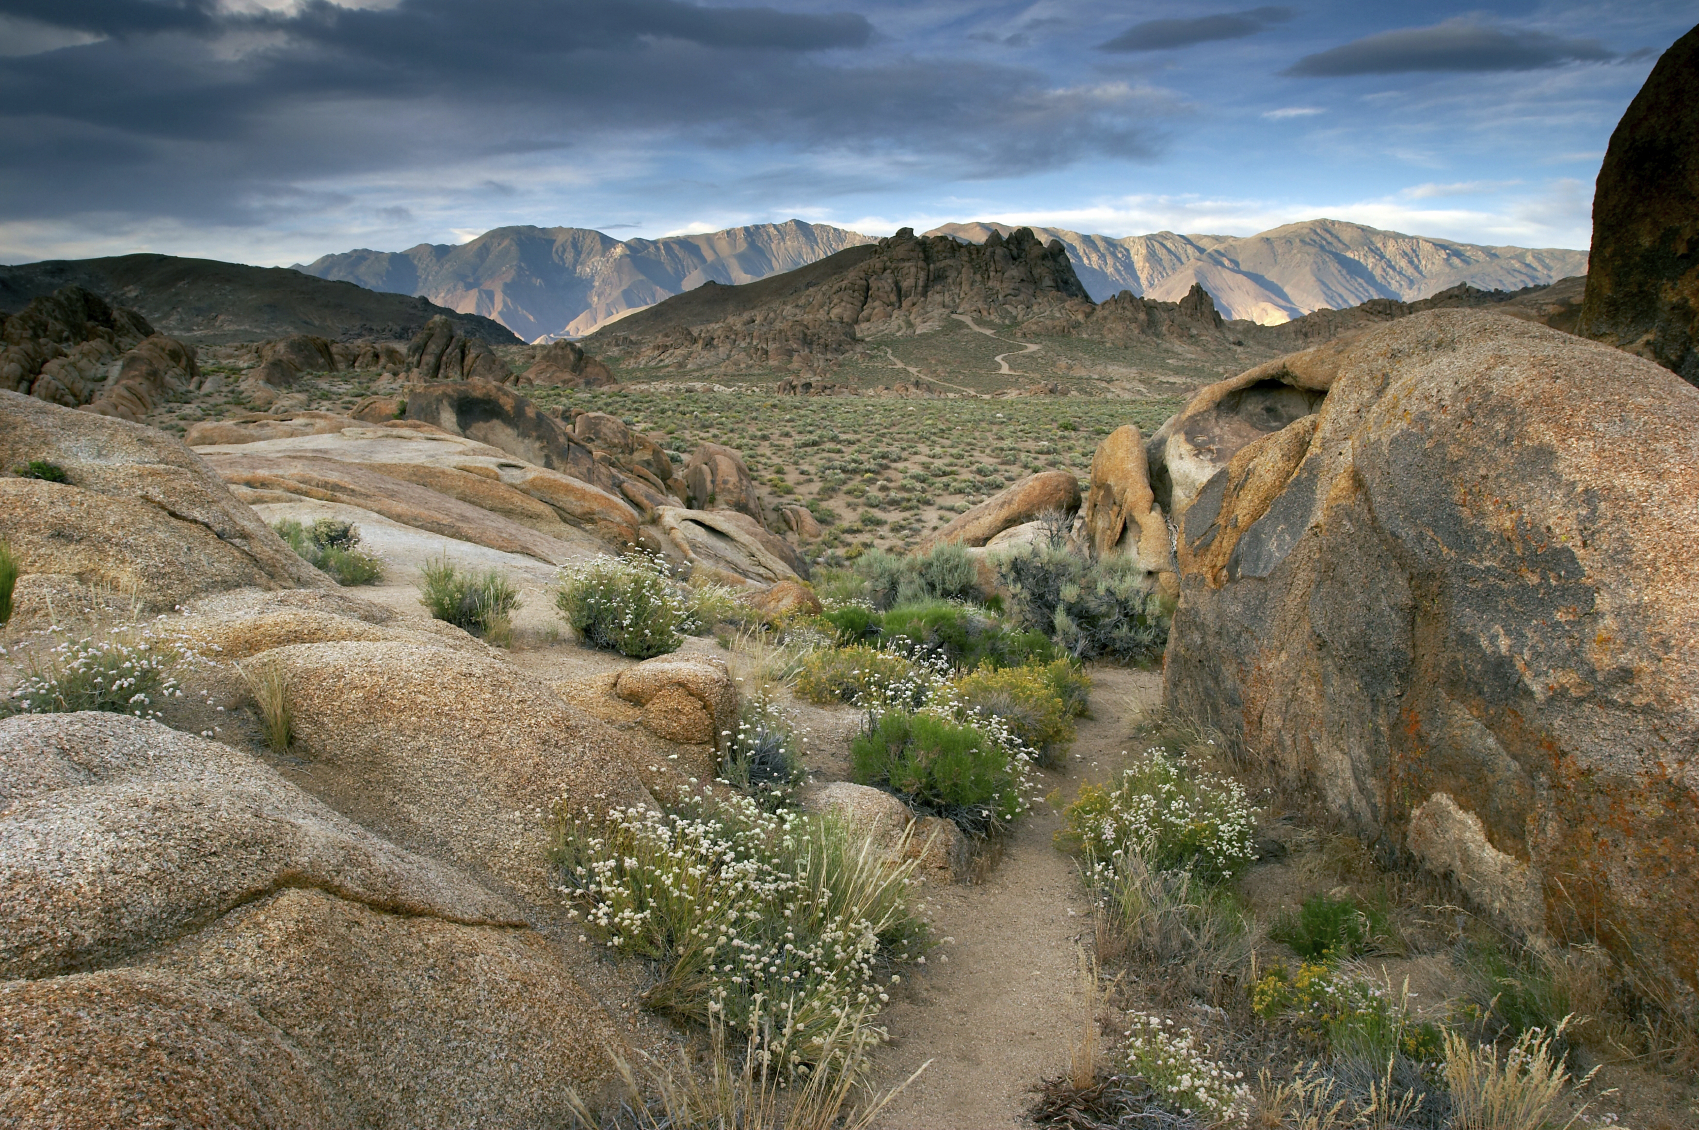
[
  {"left": 587, "top": 227, "right": 1090, "bottom": 374},
  {"left": 297, "top": 220, "right": 873, "bottom": 342},
  {"left": 928, "top": 219, "right": 1588, "bottom": 325},
  {"left": 0, "top": 255, "right": 520, "bottom": 347}
]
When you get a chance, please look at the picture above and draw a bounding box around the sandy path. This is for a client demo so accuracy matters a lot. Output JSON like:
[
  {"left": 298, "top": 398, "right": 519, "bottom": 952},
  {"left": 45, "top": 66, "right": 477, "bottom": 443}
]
[
  {"left": 867, "top": 666, "right": 1161, "bottom": 1129},
  {"left": 951, "top": 312, "right": 1043, "bottom": 375}
]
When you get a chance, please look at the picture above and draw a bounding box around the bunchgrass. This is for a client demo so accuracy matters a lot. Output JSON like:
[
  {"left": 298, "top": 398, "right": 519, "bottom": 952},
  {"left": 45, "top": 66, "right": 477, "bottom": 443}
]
[
  {"left": 1441, "top": 1022, "right": 1590, "bottom": 1130},
  {"left": 0, "top": 540, "right": 17, "bottom": 625},
  {"left": 1091, "top": 852, "right": 1259, "bottom": 1005},
  {"left": 1271, "top": 892, "right": 1393, "bottom": 961},
  {"left": 239, "top": 659, "right": 291, "bottom": 752},
  {"left": 556, "top": 551, "right": 692, "bottom": 658},
  {"left": 419, "top": 554, "right": 521, "bottom": 639},
  {"left": 722, "top": 695, "right": 806, "bottom": 810}
]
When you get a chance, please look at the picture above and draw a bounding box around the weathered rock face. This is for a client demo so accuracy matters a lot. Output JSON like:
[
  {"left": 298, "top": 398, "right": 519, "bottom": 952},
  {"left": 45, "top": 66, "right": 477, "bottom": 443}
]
[
  {"left": 1082, "top": 424, "right": 1174, "bottom": 586},
  {"left": 518, "top": 339, "right": 616, "bottom": 387},
  {"left": 654, "top": 506, "right": 808, "bottom": 585},
  {"left": 743, "top": 579, "right": 823, "bottom": 623},
  {"left": 683, "top": 442, "right": 764, "bottom": 523},
  {"left": 406, "top": 315, "right": 511, "bottom": 383},
  {"left": 84, "top": 334, "right": 200, "bottom": 421},
  {"left": 918, "top": 470, "right": 1081, "bottom": 552},
  {"left": 0, "top": 391, "right": 327, "bottom": 620},
  {"left": 1144, "top": 349, "right": 1335, "bottom": 521},
  {"left": 0, "top": 711, "right": 623, "bottom": 1128},
  {"left": 1576, "top": 25, "right": 1699, "bottom": 385},
  {"left": 0, "top": 285, "right": 198, "bottom": 418},
  {"left": 613, "top": 654, "right": 740, "bottom": 750},
  {"left": 1165, "top": 311, "right": 1699, "bottom": 988}
]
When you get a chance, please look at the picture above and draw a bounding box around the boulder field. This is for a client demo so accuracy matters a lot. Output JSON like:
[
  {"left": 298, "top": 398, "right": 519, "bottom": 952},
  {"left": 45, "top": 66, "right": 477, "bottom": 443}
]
[{"left": 1159, "top": 310, "right": 1698, "bottom": 991}]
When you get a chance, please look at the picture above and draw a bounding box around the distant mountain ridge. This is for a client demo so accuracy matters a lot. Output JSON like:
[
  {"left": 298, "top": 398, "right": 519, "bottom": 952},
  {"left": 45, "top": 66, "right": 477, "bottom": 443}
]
[
  {"left": 926, "top": 219, "right": 1589, "bottom": 325},
  {"left": 297, "top": 221, "right": 874, "bottom": 343},
  {"left": 297, "top": 217, "right": 1587, "bottom": 339}
]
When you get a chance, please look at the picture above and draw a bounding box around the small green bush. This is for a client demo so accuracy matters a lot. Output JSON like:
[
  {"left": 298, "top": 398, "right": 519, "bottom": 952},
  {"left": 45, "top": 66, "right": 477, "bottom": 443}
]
[
  {"left": 1271, "top": 892, "right": 1391, "bottom": 960},
  {"left": 949, "top": 663, "right": 1075, "bottom": 770},
  {"left": 1457, "top": 936, "right": 1573, "bottom": 1045},
  {"left": 998, "top": 548, "right": 1170, "bottom": 661},
  {"left": 794, "top": 644, "right": 922, "bottom": 706},
  {"left": 851, "top": 710, "right": 1022, "bottom": 834},
  {"left": 1061, "top": 750, "right": 1256, "bottom": 880},
  {"left": 856, "top": 543, "right": 982, "bottom": 610},
  {"left": 820, "top": 603, "right": 883, "bottom": 645},
  {"left": 272, "top": 518, "right": 384, "bottom": 586},
  {"left": 1038, "top": 657, "right": 1092, "bottom": 718},
  {"left": 880, "top": 601, "right": 1055, "bottom": 671},
  {"left": 0, "top": 541, "right": 17, "bottom": 625},
  {"left": 554, "top": 552, "right": 690, "bottom": 658},
  {"left": 419, "top": 555, "right": 522, "bottom": 638},
  {"left": 13, "top": 459, "right": 67, "bottom": 483}
]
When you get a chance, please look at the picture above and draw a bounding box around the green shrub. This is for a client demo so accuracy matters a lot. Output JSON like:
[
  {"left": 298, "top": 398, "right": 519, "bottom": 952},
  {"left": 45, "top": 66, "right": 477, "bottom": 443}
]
[
  {"left": 551, "top": 792, "right": 924, "bottom": 1069},
  {"left": 554, "top": 552, "right": 689, "bottom": 658},
  {"left": 1038, "top": 657, "right": 1092, "bottom": 718},
  {"left": 795, "top": 644, "right": 921, "bottom": 706},
  {"left": 1, "top": 629, "right": 184, "bottom": 720},
  {"left": 1252, "top": 961, "right": 1444, "bottom": 1066},
  {"left": 851, "top": 710, "right": 1022, "bottom": 834},
  {"left": 419, "top": 555, "right": 522, "bottom": 639},
  {"left": 880, "top": 601, "right": 1055, "bottom": 671},
  {"left": 272, "top": 518, "right": 384, "bottom": 585},
  {"left": 997, "top": 548, "right": 1170, "bottom": 661},
  {"left": 1120, "top": 1012, "right": 1252, "bottom": 1124},
  {"left": 856, "top": 543, "right": 981, "bottom": 610},
  {"left": 0, "top": 541, "right": 17, "bottom": 625},
  {"left": 13, "top": 459, "right": 67, "bottom": 483},
  {"left": 820, "top": 603, "right": 883, "bottom": 645},
  {"left": 949, "top": 663, "right": 1075, "bottom": 770},
  {"left": 1457, "top": 937, "right": 1573, "bottom": 1045},
  {"left": 1061, "top": 750, "right": 1256, "bottom": 880},
  {"left": 1270, "top": 892, "right": 1391, "bottom": 960}
]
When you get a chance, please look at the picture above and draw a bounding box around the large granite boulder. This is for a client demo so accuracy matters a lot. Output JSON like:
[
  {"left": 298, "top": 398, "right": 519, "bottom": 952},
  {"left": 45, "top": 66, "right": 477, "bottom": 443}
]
[
  {"left": 1081, "top": 424, "right": 1175, "bottom": 588},
  {"left": 84, "top": 334, "right": 200, "bottom": 421},
  {"left": 0, "top": 391, "right": 327, "bottom": 621},
  {"left": 654, "top": 506, "right": 808, "bottom": 585},
  {"left": 0, "top": 285, "right": 152, "bottom": 400},
  {"left": 1165, "top": 310, "right": 1699, "bottom": 990},
  {"left": 1576, "top": 25, "right": 1699, "bottom": 385},
  {"left": 0, "top": 712, "right": 622, "bottom": 1128},
  {"left": 256, "top": 640, "right": 655, "bottom": 896},
  {"left": 518, "top": 340, "right": 616, "bottom": 387},
  {"left": 405, "top": 315, "right": 510, "bottom": 383},
  {"left": 683, "top": 442, "right": 765, "bottom": 523},
  {"left": 917, "top": 469, "right": 1080, "bottom": 551},
  {"left": 1144, "top": 352, "right": 1333, "bottom": 522}
]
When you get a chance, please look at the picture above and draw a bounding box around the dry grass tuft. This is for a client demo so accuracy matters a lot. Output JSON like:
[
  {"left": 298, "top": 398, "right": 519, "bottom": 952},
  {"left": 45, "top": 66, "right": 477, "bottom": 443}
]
[
  {"left": 240, "top": 659, "right": 291, "bottom": 753},
  {"left": 1441, "top": 1022, "right": 1590, "bottom": 1130}
]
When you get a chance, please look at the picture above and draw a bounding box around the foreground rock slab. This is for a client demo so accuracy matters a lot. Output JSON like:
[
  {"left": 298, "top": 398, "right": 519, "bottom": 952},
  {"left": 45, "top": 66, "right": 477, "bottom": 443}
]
[{"left": 1165, "top": 310, "right": 1699, "bottom": 990}]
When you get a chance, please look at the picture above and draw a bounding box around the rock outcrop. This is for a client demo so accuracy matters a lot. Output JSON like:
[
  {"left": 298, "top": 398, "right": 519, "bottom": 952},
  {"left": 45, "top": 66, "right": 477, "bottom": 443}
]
[
  {"left": 0, "top": 391, "right": 327, "bottom": 621},
  {"left": 1576, "top": 25, "right": 1699, "bottom": 385},
  {"left": 1164, "top": 310, "right": 1699, "bottom": 989},
  {"left": 405, "top": 315, "right": 511, "bottom": 383},
  {"left": 1081, "top": 424, "right": 1175, "bottom": 587},
  {"left": 1021, "top": 282, "right": 1227, "bottom": 344},
  {"left": 0, "top": 712, "right": 623, "bottom": 1128},
  {"left": 518, "top": 340, "right": 616, "bottom": 387},
  {"left": 0, "top": 285, "right": 199, "bottom": 418},
  {"left": 654, "top": 507, "right": 808, "bottom": 585},
  {"left": 917, "top": 470, "right": 1081, "bottom": 552},
  {"left": 593, "top": 227, "right": 1091, "bottom": 374},
  {"left": 683, "top": 442, "right": 765, "bottom": 522}
]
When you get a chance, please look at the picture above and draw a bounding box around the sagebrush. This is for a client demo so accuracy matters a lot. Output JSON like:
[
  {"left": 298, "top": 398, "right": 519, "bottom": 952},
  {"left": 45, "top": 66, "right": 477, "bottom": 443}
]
[
  {"left": 556, "top": 552, "right": 692, "bottom": 658},
  {"left": 418, "top": 555, "right": 521, "bottom": 638}
]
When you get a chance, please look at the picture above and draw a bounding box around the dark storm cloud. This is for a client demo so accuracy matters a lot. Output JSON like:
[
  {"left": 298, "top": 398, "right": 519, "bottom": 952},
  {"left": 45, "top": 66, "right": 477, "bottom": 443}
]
[
  {"left": 0, "top": 0, "right": 1165, "bottom": 227},
  {"left": 1286, "top": 19, "right": 1617, "bottom": 76},
  {"left": 1098, "top": 7, "right": 1294, "bottom": 53}
]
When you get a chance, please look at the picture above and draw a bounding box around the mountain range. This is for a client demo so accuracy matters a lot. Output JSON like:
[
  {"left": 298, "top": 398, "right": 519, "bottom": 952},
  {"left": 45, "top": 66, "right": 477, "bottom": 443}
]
[{"left": 298, "top": 218, "right": 1587, "bottom": 342}]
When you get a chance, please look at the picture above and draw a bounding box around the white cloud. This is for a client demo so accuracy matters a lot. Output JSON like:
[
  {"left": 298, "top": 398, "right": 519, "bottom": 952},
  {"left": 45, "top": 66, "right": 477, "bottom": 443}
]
[
  {"left": 0, "top": 14, "right": 103, "bottom": 57},
  {"left": 1261, "top": 106, "right": 1325, "bottom": 120},
  {"left": 1400, "top": 179, "right": 1523, "bottom": 199}
]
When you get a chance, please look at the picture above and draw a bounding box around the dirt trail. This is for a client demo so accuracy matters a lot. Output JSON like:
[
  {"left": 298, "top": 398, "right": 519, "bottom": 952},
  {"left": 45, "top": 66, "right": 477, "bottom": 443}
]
[
  {"left": 951, "top": 312, "right": 1043, "bottom": 375},
  {"left": 867, "top": 666, "right": 1161, "bottom": 1129}
]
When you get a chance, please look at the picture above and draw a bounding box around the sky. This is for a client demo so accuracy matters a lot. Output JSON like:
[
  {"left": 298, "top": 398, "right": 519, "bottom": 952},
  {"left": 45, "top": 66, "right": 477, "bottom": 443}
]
[{"left": 0, "top": 0, "right": 1692, "bottom": 266}]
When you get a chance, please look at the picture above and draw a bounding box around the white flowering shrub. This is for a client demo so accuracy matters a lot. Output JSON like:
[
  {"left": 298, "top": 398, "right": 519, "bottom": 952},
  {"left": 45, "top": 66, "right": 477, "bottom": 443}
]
[
  {"left": 722, "top": 695, "right": 806, "bottom": 810},
  {"left": 1, "top": 625, "right": 186, "bottom": 719},
  {"left": 554, "top": 551, "right": 695, "bottom": 658},
  {"left": 551, "top": 791, "right": 924, "bottom": 1070},
  {"left": 1063, "top": 749, "right": 1256, "bottom": 881},
  {"left": 1122, "top": 1013, "right": 1251, "bottom": 1126}
]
